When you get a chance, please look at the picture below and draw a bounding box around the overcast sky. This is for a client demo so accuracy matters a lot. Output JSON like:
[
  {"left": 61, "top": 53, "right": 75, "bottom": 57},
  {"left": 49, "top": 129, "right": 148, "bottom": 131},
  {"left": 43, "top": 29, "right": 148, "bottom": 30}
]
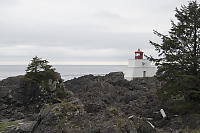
[{"left": 0, "top": 0, "right": 191, "bottom": 65}]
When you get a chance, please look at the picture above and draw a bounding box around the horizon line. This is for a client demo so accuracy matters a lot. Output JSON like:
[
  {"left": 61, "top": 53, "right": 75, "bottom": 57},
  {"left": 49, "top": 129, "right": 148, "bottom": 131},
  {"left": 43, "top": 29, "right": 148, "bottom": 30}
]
[
  {"left": 0, "top": 64, "right": 127, "bottom": 66},
  {"left": 0, "top": 61, "right": 127, "bottom": 65}
]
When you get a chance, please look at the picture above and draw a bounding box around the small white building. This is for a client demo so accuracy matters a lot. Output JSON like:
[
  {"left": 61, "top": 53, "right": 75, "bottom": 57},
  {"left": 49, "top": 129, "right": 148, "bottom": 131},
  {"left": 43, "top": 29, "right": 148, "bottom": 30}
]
[{"left": 124, "top": 49, "right": 156, "bottom": 80}]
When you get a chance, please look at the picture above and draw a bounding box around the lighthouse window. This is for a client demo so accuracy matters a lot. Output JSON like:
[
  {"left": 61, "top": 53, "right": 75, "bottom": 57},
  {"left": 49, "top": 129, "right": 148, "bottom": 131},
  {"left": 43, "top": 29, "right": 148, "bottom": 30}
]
[{"left": 135, "top": 53, "right": 140, "bottom": 56}]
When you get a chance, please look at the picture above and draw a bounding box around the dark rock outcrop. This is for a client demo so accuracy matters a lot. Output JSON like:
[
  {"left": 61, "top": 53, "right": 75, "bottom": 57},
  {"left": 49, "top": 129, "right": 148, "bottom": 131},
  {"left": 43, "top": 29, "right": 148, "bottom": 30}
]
[
  {"left": 0, "top": 72, "right": 200, "bottom": 133},
  {"left": 64, "top": 72, "right": 161, "bottom": 118}
]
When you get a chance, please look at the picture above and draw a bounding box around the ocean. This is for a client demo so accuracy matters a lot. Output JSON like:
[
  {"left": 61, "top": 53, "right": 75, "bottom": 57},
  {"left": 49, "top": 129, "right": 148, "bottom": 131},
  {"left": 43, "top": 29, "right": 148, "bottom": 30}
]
[{"left": 0, "top": 65, "right": 126, "bottom": 81}]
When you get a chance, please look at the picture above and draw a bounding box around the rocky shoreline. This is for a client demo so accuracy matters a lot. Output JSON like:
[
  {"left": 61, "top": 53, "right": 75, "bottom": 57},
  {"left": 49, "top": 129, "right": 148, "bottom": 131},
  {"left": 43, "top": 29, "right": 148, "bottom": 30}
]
[{"left": 0, "top": 72, "right": 200, "bottom": 133}]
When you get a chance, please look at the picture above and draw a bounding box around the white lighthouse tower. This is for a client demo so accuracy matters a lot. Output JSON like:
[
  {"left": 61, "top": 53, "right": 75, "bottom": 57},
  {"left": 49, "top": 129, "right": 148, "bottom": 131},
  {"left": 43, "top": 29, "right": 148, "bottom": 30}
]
[{"left": 124, "top": 49, "right": 156, "bottom": 80}]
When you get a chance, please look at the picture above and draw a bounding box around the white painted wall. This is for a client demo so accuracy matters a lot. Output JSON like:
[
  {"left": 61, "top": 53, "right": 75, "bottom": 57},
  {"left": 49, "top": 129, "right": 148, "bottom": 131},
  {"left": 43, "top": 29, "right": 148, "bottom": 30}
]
[
  {"left": 128, "top": 59, "right": 153, "bottom": 67},
  {"left": 124, "top": 59, "right": 156, "bottom": 80}
]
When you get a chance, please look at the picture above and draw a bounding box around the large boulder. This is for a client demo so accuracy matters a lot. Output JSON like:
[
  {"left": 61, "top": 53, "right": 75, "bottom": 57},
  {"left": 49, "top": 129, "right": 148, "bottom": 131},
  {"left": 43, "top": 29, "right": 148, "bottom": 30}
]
[
  {"left": 0, "top": 76, "right": 24, "bottom": 102},
  {"left": 0, "top": 72, "right": 68, "bottom": 120}
]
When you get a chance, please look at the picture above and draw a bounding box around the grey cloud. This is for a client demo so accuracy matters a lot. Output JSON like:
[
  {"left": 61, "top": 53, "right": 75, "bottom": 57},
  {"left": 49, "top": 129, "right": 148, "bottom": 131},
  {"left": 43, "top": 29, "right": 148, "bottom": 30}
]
[
  {"left": 0, "top": 0, "right": 190, "bottom": 64},
  {"left": 0, "top": 28, "right": 155, "bottom": 49},
  {"left": 94, "top": 11, "right": 122, "bottom": 19},
  {"left": 0, "top": 18, "right": 156, "bottom": 49},
  {"left": 0, "top": 0, "right": 19, "bottom": 6}
]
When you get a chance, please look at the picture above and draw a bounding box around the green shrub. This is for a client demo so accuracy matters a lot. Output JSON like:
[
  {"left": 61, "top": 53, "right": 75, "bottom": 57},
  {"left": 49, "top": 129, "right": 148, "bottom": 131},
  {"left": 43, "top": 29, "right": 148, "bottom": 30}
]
[
  {"left": 107, "top": 106, "right": 119, "bottom": 117},
  {"left": 0, "top": 122, "right": 18, "bottom": 131},
  {"left": 23, "top": 56, "right": 65, "bottom": 103},
  {"left": 55, "top": 102, "right": 80, "bottom": 118},
  {"left": 170, "top": 101, "right": 200, "bottom": 115}
]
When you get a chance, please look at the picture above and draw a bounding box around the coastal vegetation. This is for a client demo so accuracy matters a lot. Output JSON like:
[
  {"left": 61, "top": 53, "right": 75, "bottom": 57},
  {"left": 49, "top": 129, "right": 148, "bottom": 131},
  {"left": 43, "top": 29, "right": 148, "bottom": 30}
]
[
  {"left": 1, "top": 1, "right": 200, "bottom": 133},
  {"left": 0, "top": 121, "right": 18, "bottom": 131},
  {"left": 23, "top": 56, "right": 66, "bottom": 105},
  {"left": 148, "top": 1, "right": 200, "bottom": 113},
  {"left": 25, "top": 56, "right": 58, "bottom": 82}
]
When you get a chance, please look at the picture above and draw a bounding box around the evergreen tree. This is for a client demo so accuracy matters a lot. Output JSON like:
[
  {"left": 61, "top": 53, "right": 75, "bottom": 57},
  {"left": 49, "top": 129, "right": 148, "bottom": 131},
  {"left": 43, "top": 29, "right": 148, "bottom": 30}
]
[
  {"left": 26, "top": 56, "right": 55, "bottom": 73},
  {"left": 148, "top": 1, "right": 200, "bottom": 102},
  {"left": 25, "top": 56, "right": 57, "bottom": 82},
  {"left": 24, "top": 56, "right": 65, "bottom": 105}
]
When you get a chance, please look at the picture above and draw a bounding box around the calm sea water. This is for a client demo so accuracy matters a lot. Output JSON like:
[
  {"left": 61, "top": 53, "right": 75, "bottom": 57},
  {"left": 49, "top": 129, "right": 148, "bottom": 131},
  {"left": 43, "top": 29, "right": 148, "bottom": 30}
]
[{"left": 0, "top": 65, "right": 126, "bottom": 81}]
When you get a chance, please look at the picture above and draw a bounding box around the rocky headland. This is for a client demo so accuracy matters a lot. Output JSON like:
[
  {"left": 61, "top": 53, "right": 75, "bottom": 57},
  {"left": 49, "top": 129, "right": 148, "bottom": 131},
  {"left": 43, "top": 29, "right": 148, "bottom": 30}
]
[{"left": 0, "top": 72, "right": 200, "bottom": 133}]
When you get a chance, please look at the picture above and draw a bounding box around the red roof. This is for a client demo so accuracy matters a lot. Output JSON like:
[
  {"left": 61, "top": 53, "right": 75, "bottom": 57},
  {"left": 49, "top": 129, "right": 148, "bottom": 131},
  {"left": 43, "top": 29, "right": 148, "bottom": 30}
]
[{"left": 135, "top": 48, "right": 143, "bottom": 53}]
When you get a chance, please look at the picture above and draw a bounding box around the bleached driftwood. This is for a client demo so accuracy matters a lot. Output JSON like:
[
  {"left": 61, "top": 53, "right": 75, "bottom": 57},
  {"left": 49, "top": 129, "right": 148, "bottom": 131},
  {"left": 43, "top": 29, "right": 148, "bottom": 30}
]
[{"left": 160, "top": 109, "right": 167, "bottom": 118}]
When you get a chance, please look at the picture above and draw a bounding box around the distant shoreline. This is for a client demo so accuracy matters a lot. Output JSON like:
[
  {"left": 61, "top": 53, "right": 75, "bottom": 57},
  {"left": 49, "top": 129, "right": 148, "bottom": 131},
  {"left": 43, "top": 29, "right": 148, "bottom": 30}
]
[{"left": 0, "top": 65, "right": 126, "bottom": 81}]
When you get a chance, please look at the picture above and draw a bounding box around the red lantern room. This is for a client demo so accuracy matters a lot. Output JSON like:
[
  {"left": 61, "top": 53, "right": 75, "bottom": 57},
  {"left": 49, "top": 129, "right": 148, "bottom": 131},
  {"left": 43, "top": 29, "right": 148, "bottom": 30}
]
[{"left": 135, "top": 49, "right": 143, "bottom": 59}]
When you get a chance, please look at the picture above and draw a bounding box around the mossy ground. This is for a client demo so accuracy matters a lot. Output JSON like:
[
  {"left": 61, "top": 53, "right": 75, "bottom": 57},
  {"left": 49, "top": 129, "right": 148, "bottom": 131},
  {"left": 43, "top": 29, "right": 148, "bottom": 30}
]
[
  {"left": 54, "top": 102, "right": 80, "bottom": 118},
  {"left": 183, "top": 128, "right": 200, "bottom": 133},
  {"left": 107, "top": 106, "right": 119, "bottom": 117},
  {"left": 0, "top": 121, "right": 18, "bottom": 131}
]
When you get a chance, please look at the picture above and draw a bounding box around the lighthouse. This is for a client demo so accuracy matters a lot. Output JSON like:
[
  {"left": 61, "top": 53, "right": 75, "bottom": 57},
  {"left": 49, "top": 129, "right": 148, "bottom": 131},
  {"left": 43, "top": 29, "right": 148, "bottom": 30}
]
[{"left": 124, "top": 49, "right": 156, "bottom": 80}]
